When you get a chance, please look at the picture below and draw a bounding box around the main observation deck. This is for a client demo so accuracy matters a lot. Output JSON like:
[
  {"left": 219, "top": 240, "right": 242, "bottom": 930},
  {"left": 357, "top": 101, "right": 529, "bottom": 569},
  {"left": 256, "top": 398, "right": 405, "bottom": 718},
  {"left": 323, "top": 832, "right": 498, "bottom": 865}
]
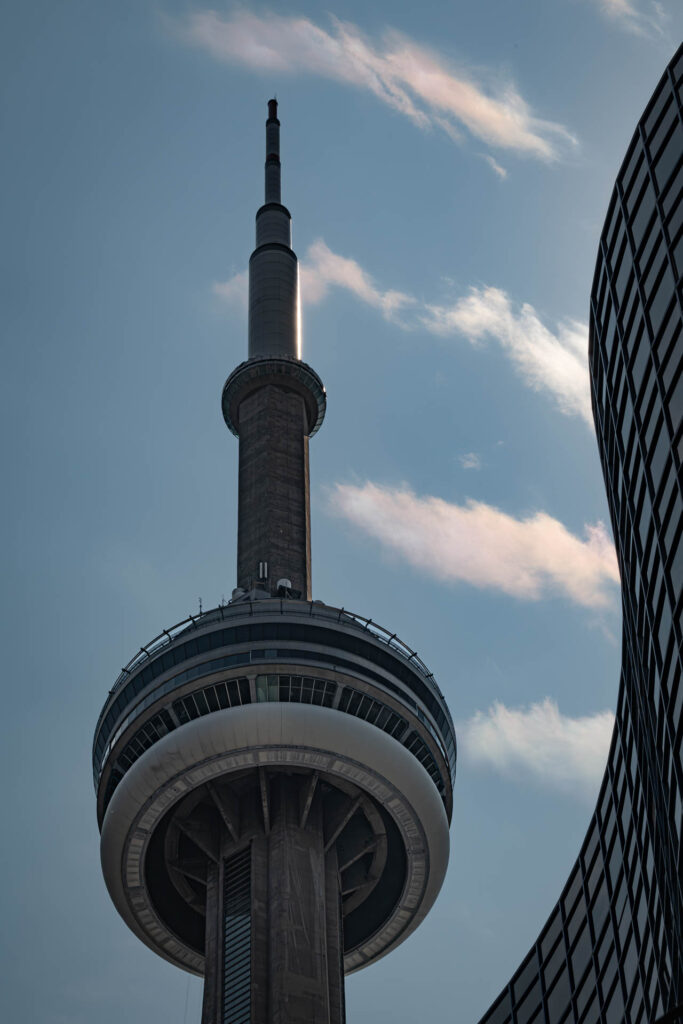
[{"left": 93, "top": 598, "right": 456, "bottom": 825}]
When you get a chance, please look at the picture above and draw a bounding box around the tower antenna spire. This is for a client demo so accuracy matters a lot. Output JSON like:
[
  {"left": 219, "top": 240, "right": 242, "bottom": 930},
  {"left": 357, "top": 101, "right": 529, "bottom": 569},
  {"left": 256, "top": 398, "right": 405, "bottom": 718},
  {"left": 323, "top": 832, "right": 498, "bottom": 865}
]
[
  {"left": 265, "top": 96, "right": 280, "bottom": 204},
  {"left": 221, "top": 98, "right": 326, "bottom": 599}
]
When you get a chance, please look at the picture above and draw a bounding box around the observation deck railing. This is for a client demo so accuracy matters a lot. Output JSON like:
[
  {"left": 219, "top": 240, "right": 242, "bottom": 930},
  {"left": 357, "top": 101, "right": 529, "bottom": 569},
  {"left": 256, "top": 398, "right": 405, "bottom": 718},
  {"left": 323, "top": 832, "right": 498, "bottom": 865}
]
[{"left": 95, "top": 599, "right": 449, "bottom": 738}]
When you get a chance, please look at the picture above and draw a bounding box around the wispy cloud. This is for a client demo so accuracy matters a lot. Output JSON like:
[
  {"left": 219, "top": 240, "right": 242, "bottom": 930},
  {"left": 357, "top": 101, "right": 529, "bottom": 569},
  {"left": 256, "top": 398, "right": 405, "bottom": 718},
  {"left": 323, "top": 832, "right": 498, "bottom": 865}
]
[
  {"left": 179, "top": 10, "right": 577, "bottom": 161},
  {"left": 215, "top": 240, "right": 591, "bottom": 426},
  {"left": 460, "top": 698, "right": 615, "bottom": 798},
  {"left": 590, "top": 0, "right": 667, "bottom": 36},
  {"left": 421, "top": 286, "right": 591, "bottom": 425},
  {"left": 213, "top": 269, "right": 247, "bottom": 308},
  {"left": 329, "top": 482, "right": 619, "bottom": 609},
  {"left": 481, "top": 154, "right": 508, "bottom": 179},
  {"left": 459, "top": 452, "right": 482, "bottom": 470},
  {"left": 300, "top": 240, "right": 415, "bottom": 324}
]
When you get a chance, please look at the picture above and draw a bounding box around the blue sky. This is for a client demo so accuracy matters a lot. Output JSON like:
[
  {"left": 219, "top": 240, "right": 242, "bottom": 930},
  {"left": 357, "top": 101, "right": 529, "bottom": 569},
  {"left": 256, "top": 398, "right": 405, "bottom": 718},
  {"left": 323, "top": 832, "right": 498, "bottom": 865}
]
[{"left": 1, "top": 3, "right": 681, "bottom": 1022}]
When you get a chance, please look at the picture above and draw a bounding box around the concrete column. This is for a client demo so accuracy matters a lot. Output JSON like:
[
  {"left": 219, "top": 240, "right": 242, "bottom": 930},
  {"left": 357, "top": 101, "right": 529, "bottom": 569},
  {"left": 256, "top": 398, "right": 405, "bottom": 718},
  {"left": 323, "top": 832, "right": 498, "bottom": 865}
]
[
  {"left": 266, "top": 777, "right": 344, "bottom": 1024},
  {"left": 237, "top": 385, "right": 311, "bottom": 599}
]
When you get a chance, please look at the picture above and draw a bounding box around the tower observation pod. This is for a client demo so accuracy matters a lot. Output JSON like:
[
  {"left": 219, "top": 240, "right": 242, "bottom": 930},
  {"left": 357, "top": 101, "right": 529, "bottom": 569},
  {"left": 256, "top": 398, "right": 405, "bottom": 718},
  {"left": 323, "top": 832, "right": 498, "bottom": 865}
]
[{"left": 94, "top": 101, "right": 455, "bottom": 1024}]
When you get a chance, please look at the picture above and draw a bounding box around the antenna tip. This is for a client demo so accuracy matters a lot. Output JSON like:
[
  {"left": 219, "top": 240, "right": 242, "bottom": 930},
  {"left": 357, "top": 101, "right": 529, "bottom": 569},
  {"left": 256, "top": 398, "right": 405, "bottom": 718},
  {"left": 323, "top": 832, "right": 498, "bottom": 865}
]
[{"left": 267, "top": 98, "right": 278, "bottom": 121}]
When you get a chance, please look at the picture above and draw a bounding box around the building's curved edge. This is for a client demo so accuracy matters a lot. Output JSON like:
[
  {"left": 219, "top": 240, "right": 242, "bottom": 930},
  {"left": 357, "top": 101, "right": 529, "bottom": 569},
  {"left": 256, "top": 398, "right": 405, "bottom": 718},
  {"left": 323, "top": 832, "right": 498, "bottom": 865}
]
[{"left": 475, "top": 44, "right": 683, "bottom": 1024}]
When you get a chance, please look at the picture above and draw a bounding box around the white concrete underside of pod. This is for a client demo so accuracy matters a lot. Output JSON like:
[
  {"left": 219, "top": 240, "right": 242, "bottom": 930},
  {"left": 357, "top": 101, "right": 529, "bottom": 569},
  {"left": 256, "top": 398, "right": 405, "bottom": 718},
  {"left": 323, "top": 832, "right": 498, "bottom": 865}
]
[{"left": 100, "top": 703, "right": 450, "bottom": 976}]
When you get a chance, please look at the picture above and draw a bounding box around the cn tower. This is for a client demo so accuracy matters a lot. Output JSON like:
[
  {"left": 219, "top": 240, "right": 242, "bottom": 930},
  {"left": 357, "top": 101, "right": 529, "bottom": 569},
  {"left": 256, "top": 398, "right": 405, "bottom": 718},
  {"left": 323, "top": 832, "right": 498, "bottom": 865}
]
[{"left": 94, "top": 100, "right": 455, "bottom": 1024}]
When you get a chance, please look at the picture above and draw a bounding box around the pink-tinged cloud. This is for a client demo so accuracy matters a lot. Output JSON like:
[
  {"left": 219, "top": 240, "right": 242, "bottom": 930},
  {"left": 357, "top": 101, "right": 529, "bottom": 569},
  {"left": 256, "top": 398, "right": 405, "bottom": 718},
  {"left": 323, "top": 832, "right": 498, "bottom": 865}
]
[
  {"left": 591, "top": 0, "right": 667, "bottom": 36},
  {"left": 179, "top": 10, "right": 577, "bottom": 161},
  {"left": 461, "top": 698, "right": 615, "bottom": 799},
  {"left": 421, "top": 286, "right": 592, "bottom": 425},
  {"left": 299, "top": 240, "right": 415, "bottom": 323},
  {"left": 329, "top": 482, "right": 620, "bottom": 609}
]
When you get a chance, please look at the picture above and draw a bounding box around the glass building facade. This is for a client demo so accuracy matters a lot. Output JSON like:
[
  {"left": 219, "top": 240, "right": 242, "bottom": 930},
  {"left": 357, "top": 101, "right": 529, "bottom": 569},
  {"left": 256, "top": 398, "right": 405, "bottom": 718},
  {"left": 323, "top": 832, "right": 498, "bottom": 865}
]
[{"left": 476, "top": 44, "right": 683, "bottom": 1024}]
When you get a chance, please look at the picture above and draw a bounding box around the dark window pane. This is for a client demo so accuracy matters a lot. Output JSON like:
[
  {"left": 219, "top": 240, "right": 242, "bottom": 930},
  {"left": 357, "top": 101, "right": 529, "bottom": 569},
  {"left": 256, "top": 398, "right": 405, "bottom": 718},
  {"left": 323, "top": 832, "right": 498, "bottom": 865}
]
[
  {"left": 546, "top": 966, "right": 571, "bottom": 1020},
  {"left": 631, "top": 191, "right": 656, "bottom": 250},
  {"left": 605, "top": 976, "right": 625, "bottom": 1024},
  {"left": 644, "top": 84, "right": 671, "bottom": 138},
  {"left": 590, "top": 880, "right": 610, "bottom": 937},
  {"left": 514, "top": 980, "right": 542, "bottom": 1024},
  {"left": 481, "top": 993, "right": 511, "bottom": 1024},
  {"left": 571, "top": 919, "right": 593, "bottom": 983},
  {"left": 648, "top": 265, "right": 675, "bottom": 337},
  {"left": 576, "top": 966, "right": 597, "bottom": 1021},
  {"left": 563, "top": 869, "right": 583, "bottom": 917},
  {"left": 513, "top": 954, "right": 539, "bottom": 1001},
  {"left": 541, "top": 914, "right": 564, "bottom": 962}
]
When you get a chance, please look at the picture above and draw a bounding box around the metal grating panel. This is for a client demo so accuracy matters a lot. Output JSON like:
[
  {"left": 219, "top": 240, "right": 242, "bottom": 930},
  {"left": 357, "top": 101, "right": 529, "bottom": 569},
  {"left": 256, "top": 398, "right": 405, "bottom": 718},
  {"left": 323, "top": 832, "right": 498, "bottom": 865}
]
[{"left": 222, "top": 847, "right": 252, "bottom": 1024}]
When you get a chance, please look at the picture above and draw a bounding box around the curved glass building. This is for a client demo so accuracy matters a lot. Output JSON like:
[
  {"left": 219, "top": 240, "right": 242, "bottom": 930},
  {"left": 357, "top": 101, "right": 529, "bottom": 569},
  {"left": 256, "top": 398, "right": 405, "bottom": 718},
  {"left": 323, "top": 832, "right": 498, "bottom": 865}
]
[{"left": 476, "top": 44, "right": 683, "bottom": 1024}]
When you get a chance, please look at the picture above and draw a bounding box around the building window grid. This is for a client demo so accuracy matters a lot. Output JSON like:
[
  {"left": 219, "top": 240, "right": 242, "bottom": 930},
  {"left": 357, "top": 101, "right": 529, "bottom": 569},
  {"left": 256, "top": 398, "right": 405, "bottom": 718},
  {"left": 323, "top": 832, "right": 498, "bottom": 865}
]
[
  {"left": 541, "top": 913, "right": 573, "bottom": 1023},
  {"left": 593, "top": 851, "right": 626, "bottom": 1019},
  {"left": 541, "top": 920, "right": 564, "bottom": 970},
  {"left": 639, "top": 107, "right": 683, "bottom": 333},
  {"left": 663, "top": 187, "right": 683, "bottom": 260},
  {"left": 647, "top": 91, "right": 676, "bottom": 157},
  {"left": 626, "top": 460, "right": 679, "bottom": 684},
  {"left": 624, "top": 149, "right": 647, "bottom": 212},
  {"left": 611, "top": 178, "right": 680, "bottom": 514},
  {"left": 480, "top": 63, "right": 683, "bottom": 1024},
  {"left": 637, "top": 220, "right": 662, "bottom": 283},
  {"left": 650, "top": 80, "right": 683, "bottom": 183},
  {"left": 580, "top": 837, "right": 610, "bottom": 1024},
  {"left": 610, "top": 736, "right": 650, "bottom": 991},
  {"left": 569, "top": 917, "right": 592, "bottom": 991},
  {"left": 644, "top": 78, "right": 674, "bottom": 138},
  {"left": 510, "top": 951, "right": 544, "bottom": 1024},
  {"left": 575, "top": 968, "right": 598, "bottom": 1024},
  {"left": 657, "top": 306, "right": 683, "bottom": 386},
  {"left": 659, "top": 319, "right": 682, "bottom": 393},
  {"left": 487, "top": 991, "right": 513, "bottom": 1024}
]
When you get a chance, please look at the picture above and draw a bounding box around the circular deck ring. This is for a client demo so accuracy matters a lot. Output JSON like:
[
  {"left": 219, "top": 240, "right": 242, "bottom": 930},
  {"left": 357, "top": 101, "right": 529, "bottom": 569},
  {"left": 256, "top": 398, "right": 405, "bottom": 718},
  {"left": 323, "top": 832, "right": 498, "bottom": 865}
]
[
  {"left": 101, "top": 703, "right": 449, "bottom": 976},
  {"left": 222, "top": 356, "right": 326, "bottom": 438}
]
